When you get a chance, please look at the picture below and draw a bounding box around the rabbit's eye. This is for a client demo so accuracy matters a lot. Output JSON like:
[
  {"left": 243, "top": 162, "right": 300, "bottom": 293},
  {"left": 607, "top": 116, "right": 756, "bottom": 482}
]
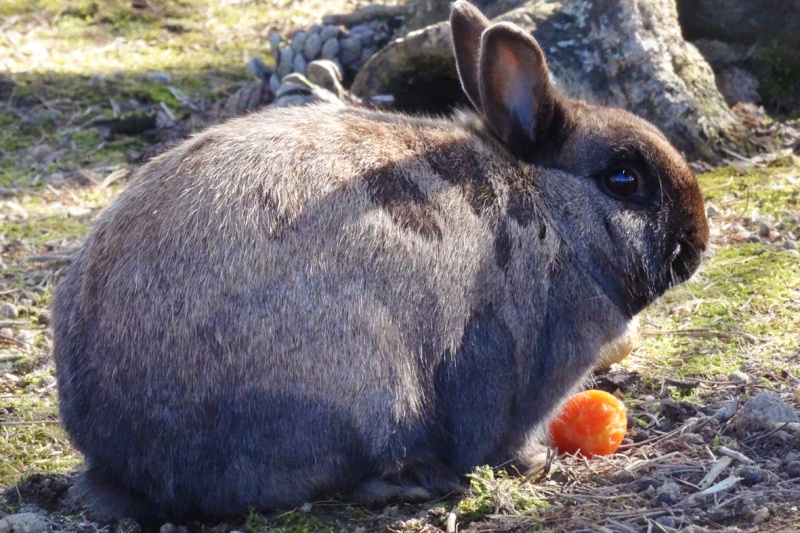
[{"left": 602, "top": 168, "right": 639, "bottom": 198}]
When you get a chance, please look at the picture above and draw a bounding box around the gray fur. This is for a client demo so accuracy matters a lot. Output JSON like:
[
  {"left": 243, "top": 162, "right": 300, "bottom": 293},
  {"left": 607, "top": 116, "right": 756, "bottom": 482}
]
[{"left": 52, "top": 0, "right": 708, "bottom": 524}]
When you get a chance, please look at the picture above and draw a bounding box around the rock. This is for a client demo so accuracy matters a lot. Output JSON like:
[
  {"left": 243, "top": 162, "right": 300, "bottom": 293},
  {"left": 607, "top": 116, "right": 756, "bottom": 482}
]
[
  {"left": 276, "top": 47, "right": 294, "bottom": 78},
  {"left": 727, "top": 371, "right": 749, "bottom": 384},
  {"left": 0, "top": 303, "right": 19, "bottom": 319},
  {"left": 290, "top": 30, "right": 307, "bottom": 53},
  {"left": 693, "top": 38, "right": 748, "bottom": 67},
  {"left": 36, "top": 309, "right": 50, "bottom": 325},
  {"left": 339, "top": 36, "right": 362, "bottom": 56},
  {"left": 268, "top": 33, "right": 282, "bottom": 59},
  {"left": 144, "top": 71, "right": 171, "bottom": 84},
  {"left": 247, "top": 57, "right": 272, "bottom": 81},
  {"left": 0, "top": 513, "right": 48, "bottom": 533},
  {"left": 320, "top": 38, "right": 340, "bottom": 60},
  {"left": 677, "top": 0, "right": 800, "bottom": 47},
  {"left": 734, "top": 465, "right": 764, "bottom": 486},
  {"left": 353, "top": 0, "right": 748, "bottom": 160},
  {"left": 307, "top": 60, "right": 345, "bottom": 99},
  {"left": 716, "top": 67, "right": 760, "bottom": 105},
  {"left": 785, "top": 461, "right": 800, "bottom": 478},
  {"left": 216, "top": 82, "right": 273, "bottom": 117},
  {"left": 655, "top": 481, "right": 682, "bottom": 505},
  {"left": 655, "top": 516, "right": 677, "bottom": 529},
  {"left": 116, "top": 518, "right": 141, "bottom": 533},
  {"left": 677, "top": 0, "right": 800, "bottom": 115},
  {"left": 320, "top": 25, "right": 341, "bottom": 42},
  {"left": 303, "top": 33, "right": 323, "bottom": 60},
  {"left": 752, "top": 507, "right": 769, "bottom": 525},
  {"left": 271, "top": 73, "right": 345, "bottom": 109},
  {"left": 292, "top": 53, "right": 307, "bottom": 76},
  {"left": 783, "top": 238, "right": 798, "bottom": 251},
  {"left": 269, "top": 74, "right": 281, "bottom": 93},
  {"left": 735, "top": 392, "right": 799, "bottom": 435}
]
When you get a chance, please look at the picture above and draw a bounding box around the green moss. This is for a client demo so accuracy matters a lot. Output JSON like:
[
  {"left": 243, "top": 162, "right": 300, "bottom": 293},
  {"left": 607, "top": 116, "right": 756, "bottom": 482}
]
[
  {"left": 638, "top": 241, "right": 800, "bottom": 381},
  {"left": 698, "top": 164, "right": 799, "bottom": 218},
  {"left": 0, "top": 392, "right": 82, "bottom": 488},
  {"left": 456, "top": 467, "right": 549, "bottom": 523},
  {"left": 1, "top": 216, "right": 91, "bottom": 247}
]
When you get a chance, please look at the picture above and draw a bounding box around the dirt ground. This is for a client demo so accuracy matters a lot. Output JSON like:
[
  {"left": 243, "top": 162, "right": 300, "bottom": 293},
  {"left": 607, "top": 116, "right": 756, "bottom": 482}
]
[{"left": 1, "top": 1, "right": 799, "bottom": 532}]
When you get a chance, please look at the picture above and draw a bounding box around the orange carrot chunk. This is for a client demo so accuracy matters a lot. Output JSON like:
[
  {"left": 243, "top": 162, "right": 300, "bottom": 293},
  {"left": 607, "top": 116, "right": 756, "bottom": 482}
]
[{"left": 548, "top": 389, "right": 627, "bottom": 457}]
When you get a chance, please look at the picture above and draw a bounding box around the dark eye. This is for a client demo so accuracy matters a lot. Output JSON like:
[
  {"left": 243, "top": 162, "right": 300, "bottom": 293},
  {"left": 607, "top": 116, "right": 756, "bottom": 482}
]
[{"left": 601, "top": 168, "right": 639, "bottom": 198}]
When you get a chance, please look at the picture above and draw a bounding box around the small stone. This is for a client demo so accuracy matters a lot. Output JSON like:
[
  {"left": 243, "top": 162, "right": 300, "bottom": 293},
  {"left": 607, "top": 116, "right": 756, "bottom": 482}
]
[
  {"left": 292, "top": 53, "right": 307, "bottom": 75},
  {"left": 677, "top": 432, "right": 704, "bottom": 445},
  {"left": 338, "top": 49, "right": 360, "bottom": 69},
  {"left": 268, "top": 33, "right": 282, "bottom": 59},
  {"left": 734, "top": 466, "right": 764, "bottom": 486},
  {"left": 758, "top": 221, "right": 772, "bottom": 238},
  {"left": 735, "top": 392, "right": 799, "bottom": 435},
  {"left": 339, "top": 36, "right": 362, "bottom": 56},
  {"left": 145, "top": 71, "right": 171, "bottom": 84},
  {"left": 320, "top": 25, "right": 340, "bottom": 41},
  {"left": 320, "top": 38, "right": 340, "bottom": 60},
  {"left": 276, "top": 47, "right": 294, "bottom": 78},
  {"left": 159, "top": 524, "right": 177, "bottom": 533},
  {"left": 785, "top": 461, "right": 800, "bottom": 478},
  {"left": 303, "top": 33, "right": 323, "bottom": 60},
  {"left": 116, "top": 518, "right": 141, "bottom": 533},
  {"left": 706, "top": 204, "right": 718, "bottom": 218},
  {"left": 307, "top": 23, "right": 322, "bottom": 35},
  {"left": 752, "top": 507, "right": 769, "bottom": 525},
  {"left": 0, "top": 512, "right": 48, "bottom": 533},
  {"left": 0, "top": 303, "right": 18, "bottom": 319},
  {"left": 655, "top": 516, "right": 677, "bottom": 529},
  {"left": 247, "top": 57, "right": 272, "bottom": 81},
  {"left": 269, "top": 74, "right": 281, "bottom": 93},
  {"left": 655, "top": 482, "right": 682, "bottom": 505},
  {"left": 783, "top": 238, "right": 798, "bottom": 251},
  {"left": 716, "top": 66, "right": 760, "bottom": 106},
  {"left": 728, "top": 371, "right": 749, "bottom": 383},
  {"left": 361, "top": 46, "right": 377, "bottom": 62},
  {"left": 290, "top": 30, "right": 307, "bottom": 53}
]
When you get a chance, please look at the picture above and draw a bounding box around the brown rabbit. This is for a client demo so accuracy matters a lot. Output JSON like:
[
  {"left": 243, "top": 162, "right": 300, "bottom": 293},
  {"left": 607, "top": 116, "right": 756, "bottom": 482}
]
[{"left": 52, "top": 0, "right": 708, "bottom": 524}]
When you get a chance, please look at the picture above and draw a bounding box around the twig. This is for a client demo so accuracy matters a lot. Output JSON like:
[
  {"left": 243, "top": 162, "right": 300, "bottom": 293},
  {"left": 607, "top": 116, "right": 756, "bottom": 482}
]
[
  {"left": 0, "top": 420, "right": 60, "bottom": 426},
  {"left": 698, "top": 456, "right": 732, "bottom": 490},
  {"left": 25, "top": 253, "right": 74, "bottom": 264},
  {"left": 690, "top": 475, "right": 742, "bottom": 498},
  {"left": 718, "top": 446, "right": 755, "bottom": 465},
  {"left": 0, "top": 334, "right": 27, "bottom": 347},
  {"left": 640, "top": 328, "right": 759, "bottom": 343}
]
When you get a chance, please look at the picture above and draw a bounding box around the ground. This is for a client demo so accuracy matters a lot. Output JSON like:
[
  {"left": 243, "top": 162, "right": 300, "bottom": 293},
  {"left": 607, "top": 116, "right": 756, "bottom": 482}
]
[{"left": 1, "top": 1, "right": 799, "bottom": 532}]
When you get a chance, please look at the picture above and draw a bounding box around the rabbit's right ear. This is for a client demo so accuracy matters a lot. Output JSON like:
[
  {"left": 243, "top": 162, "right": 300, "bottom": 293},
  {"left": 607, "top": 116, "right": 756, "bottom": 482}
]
[{"left": 450, "top": 0, "right": 490, "bottom": 110}]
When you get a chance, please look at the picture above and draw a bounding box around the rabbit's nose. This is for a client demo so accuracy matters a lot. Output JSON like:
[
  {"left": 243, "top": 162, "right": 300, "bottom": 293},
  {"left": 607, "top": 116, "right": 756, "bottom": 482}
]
[{"left": 668, "top": 236, "right": 704, "bottom": 286}]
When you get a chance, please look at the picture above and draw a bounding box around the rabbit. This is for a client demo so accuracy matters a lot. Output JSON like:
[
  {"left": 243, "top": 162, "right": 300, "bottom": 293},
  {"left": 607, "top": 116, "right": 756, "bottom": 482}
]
[{"left": 52, "top": 0, "right": 709, "bottom": 525}]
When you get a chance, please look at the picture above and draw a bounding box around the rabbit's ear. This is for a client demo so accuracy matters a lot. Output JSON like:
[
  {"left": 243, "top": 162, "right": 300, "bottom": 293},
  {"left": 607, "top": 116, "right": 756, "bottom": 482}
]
[
  {"left": 450, "top": 0, "right": 490, "bottom": 110},
  {"left": 478, "top": 23, "right": 554, "bottom": 150}
]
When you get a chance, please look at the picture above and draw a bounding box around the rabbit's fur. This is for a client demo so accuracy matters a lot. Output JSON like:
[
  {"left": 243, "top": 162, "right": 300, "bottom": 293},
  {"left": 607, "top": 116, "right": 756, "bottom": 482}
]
[{"left": 53, "top": 0, "right": 708, "bottom": 524}]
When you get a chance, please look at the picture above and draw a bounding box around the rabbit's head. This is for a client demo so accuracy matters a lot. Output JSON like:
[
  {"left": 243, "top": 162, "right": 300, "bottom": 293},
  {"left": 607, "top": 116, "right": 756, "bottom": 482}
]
[{"left": 451, "top": 1, "right": 709, "bottom": 316}]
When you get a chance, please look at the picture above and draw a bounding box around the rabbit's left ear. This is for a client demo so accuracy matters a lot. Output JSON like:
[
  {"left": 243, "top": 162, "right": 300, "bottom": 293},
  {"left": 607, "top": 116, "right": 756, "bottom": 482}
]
[
  {"left": 478, "top": 22, "right": 556, "bottom": 150},
  {"left": 450, "top": 0, "right": 491, "bottom": 111}
]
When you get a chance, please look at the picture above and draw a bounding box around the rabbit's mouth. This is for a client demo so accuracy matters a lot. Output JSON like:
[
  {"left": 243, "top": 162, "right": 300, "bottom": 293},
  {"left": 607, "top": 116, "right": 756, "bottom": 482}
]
[{"left": 667, "top": 238, "right": 704, "bottom": 287}]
